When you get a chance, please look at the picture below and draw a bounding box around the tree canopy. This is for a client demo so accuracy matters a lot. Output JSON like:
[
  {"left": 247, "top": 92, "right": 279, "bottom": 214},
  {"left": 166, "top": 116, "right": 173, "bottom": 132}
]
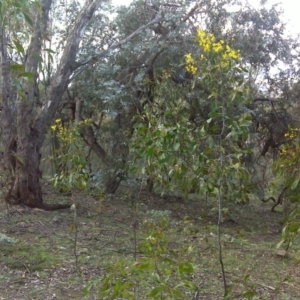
[{"left": 0, "top": 0, "right": 299, "bottom": 215}]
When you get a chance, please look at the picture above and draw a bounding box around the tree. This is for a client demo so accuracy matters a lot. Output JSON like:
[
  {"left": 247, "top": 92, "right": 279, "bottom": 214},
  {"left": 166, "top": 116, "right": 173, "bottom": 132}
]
[
  {"left": 67, "top": 0, "right": 299, "bottom": 196},
  {"left": 0, "top": 0, "right": 163, "bottom": 209},
  {"left": 64, "top": 0, "right": 204, "bottom": 193},
  {"left": 2, "top": 0, "right": 297, "bottom": 209},
  {"left": 131, "top": 29, "right": 253, "bottom": 202},
  {"left": 0, "top": 0, "right": 103, "bottom": 209}
]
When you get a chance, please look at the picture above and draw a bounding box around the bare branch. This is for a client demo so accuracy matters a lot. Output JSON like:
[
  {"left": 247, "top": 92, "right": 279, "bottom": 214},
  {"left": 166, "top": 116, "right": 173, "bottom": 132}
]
[
  {"left": 71, "top": 13, "right": 163, "bottom": 79},
  {"left": 110, "top": 13, "right": 163, "bottom": 50},
  {"left": 34, "top": 0, "right": 102, "bottom": 147}
]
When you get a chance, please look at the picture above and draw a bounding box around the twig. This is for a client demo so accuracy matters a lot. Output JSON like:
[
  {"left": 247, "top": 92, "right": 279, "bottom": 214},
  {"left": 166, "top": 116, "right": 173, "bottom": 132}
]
[
  {"left": 71, "top": 201, "right": 78, "bottom": 269},
  {"left": 255, "top": 282, "right": 275, "bottom": 290},
  {"left": 217, "top": 88, "right": 227, "bottom": 295},
  {"left": 133, "top": 220, "right": 138, "bottom": 261},
  {"left": 193, "top": 280, "right": 203, "bottom": 299},
  {"left": 217, "top": 179, "right": 227, "bottom": 295}
]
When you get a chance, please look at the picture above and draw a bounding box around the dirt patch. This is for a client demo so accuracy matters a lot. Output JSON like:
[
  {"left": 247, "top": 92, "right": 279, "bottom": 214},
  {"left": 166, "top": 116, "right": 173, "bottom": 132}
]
[{"left": 0, "top": 181, "right": 299, "bottom": 299}]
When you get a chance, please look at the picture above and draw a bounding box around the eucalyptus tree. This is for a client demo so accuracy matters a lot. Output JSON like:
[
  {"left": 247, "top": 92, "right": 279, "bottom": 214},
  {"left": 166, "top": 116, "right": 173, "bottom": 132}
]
[
  {"left": 0, "top": 0, "right": 105, "bottom": 209},
  {"left": 0, "top": 0, "right": 165, "bottom": 209}
]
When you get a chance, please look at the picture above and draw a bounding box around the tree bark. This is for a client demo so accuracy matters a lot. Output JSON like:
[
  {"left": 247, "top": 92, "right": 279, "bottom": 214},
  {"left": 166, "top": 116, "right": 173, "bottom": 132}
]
[
  {"left": 4, "top": 0, "right": 102, "bottom": 210},
  {"left": 0, "top": 13, "right": 17, "bottom": 190},
  {"left": 1, "top": 0, "right": 179, "bottom": 205}
]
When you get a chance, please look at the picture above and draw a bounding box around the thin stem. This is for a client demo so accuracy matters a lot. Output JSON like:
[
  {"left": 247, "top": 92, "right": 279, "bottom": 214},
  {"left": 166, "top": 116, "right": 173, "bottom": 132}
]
[
  {"left": 217, "top": 172, "right": 227, "bottom": 295},
  {"left": 71, "top": 196, "right": 78, "bottom": 269},
  {"left": 74, "top": 210, "right": 78, "bottom": 268},
  {"left": 217, "top": 87, "right": 227, "bottom": 296}
]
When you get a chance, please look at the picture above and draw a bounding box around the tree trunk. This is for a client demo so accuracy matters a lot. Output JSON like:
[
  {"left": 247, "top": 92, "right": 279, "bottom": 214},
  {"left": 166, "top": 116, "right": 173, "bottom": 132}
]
[
  {"left": 0, "top": 17, "right": 16, "bottom": 184},
  {"left": 2, "top": 0, "right": 101, "bottom": 210},
  {"left": 1, "top": 0, "right": 164, "bottom": 206}
]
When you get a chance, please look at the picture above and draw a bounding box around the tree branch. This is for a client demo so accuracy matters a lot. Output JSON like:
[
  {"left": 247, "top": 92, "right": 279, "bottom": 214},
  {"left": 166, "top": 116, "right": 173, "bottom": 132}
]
[
  {"left": 70, "top": 13, "right": 163, "bottom": 80},
  {"left": 34, "top": 0, "right": 102, "bottom": 147}
]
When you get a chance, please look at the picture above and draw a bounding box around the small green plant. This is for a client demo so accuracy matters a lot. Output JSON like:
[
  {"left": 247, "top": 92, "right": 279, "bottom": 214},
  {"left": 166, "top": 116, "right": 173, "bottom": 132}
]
[
  {"left": 241, "top": 274, "right": 258, "bottom": 299},
  {"left": 277, "top": 207, "right": 300, "bottom": 250},
  {"left": 131, "top": 28, "right": 252, "bottom": 297},
  {"left": 83, "top": 218, "right": 198, "bottom": 299}
]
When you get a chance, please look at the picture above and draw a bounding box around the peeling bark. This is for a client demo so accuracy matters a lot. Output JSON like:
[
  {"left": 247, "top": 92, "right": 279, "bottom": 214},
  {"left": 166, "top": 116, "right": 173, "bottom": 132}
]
[
  {"left": 3, "top": 0, "right": 102, "bottom": 210},
  {"left": 0, "top": 17, "right": 17, "bottom": 189},
  {"left": 1, "top": 0, "right": 194, "bottom": 206}
]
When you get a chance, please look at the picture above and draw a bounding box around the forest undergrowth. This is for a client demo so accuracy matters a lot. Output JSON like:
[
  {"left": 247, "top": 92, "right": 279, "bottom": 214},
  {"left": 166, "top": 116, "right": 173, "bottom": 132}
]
[{"left": 0, "top": 181, "right": 299, "bottom": 300}]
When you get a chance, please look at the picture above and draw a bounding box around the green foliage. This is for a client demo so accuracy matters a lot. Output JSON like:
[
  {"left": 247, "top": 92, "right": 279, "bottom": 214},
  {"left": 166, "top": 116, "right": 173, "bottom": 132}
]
[
  {"left": 83, "top": 218, "right": 198, "bottom": 299},
  {"left": 0, "top": 0, "right": 34, "bottom": 27},
  {"left": 50, "top": 119, "right": 90, "bottom": 192},
  {"left": 277, "top": 207, "right": 300, "bottom": 250},
  {"left": 273, "top": 127, "right": 300, "bottom": 194},
  {"left": 272, "top": 127, "right": 300, "bottom": 249},
  {"left": 131, "top": 29, "right": 253, "bottom": 203}
]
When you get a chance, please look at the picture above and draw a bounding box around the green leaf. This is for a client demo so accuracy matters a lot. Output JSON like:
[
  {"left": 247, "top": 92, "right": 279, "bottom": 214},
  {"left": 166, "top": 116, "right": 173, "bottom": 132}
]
[
  {"left": 136, "top": 263, "right": 151, "bottom": 270},
  {"left": 178, "top": 262, "right": 194, "bottom": 274},
  {"left": 293, "top": 236, "right": 300, "bottom": 245},
  {"left": 12, "top": 153, "right": 24, "bottom": 164},
  {"left": 12, "top": 78, "right": 22, "bottom": 91},
  {"left": 242, "top": 290, "right": 257, "bottom": 298},
  {"left": 20, "top": 72, "right": 34, "bottom": 82},
  {"left": 174, "top": 142, "right": 180, "bottom": 151},
  {"left": 244, "top": 274, "right": 250, "bottom": 281},
  {"left": 44, "top": 48, "right": 56, "bottom": 54},
  {"left": 147, "top": 286, "right": 164, "bottom": 297},
  {"left": 170, "top": 288, "right": 184, "bottom": 299},
  {"left": 82, "top": 279, "right": 99, "bottom": 296},
  {"left": 13, "top": 40, "right": 25, "bottom": 54},
  {"left": 169, "top": 249, "right": 179, "bottom": 258},
  {"left": 23, "top": 12, "right": 34, "bottom": 27},
  {"left": 289, "top": 195, "right": 300, "bottom": 202},
  {"left": 159, "top": 153, "right": 165, "bottom": 161},
  {"left": 288, "top": 223, "right": 300, "bottom": 233},
  {"left": 184, "top": 280, "right": 199, "bottom": 291},
  {"left": 276, "top": 239, "right": 285, "bottom": 249},
  {"left": 291, "top": 178, "right": 300, "bottom": 190},
  {"left": 9, "top": 64, "right": 24, "bottom": 71}
]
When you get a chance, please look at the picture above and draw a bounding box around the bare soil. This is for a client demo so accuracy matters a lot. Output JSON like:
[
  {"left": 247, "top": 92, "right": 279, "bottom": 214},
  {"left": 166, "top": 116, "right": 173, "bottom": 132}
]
[{"left": 0, "top": 181, "right": 299, "bottom": 300}]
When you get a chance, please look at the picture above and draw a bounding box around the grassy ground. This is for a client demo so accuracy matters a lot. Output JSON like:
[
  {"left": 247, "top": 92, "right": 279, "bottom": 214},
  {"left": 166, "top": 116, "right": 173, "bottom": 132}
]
[{"left": 0, "top": 181, "right": 299, "bottom": 300}]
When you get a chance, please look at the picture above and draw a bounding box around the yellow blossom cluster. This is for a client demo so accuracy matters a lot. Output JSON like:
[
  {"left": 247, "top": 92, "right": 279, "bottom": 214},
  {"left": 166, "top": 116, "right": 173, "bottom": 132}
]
[
  {"left": 197, "top": 29, "right": 240, "bottom": 62},
  {"left": 280, "top": 146, "right": 296, "bottom": 158},
  {"left": 197, "top": 30, "right": 216, "bottom": 52},
  {"left": 184, "top": 53, "right": 198, "bottom": 75},
  {"left": 184, "top": 29, "right": 241, "bottom": 73},
  {"left": 51, "top": 118, "right": 93, "bottom": 143},
  {"left": 50, "top": 118, "right": 74, "bottom": 142},
  {"left": 284, "top": 127, "right": 300, "bottom": 139},
  {"left": 280, "top": 127, "right": 300, "bottom": 157},
  {"left": 161, "top": 68, "right": 172, "bottom": 80},
  {"left": 51, "top": 119, "right": 65, "bottom": 135}
]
